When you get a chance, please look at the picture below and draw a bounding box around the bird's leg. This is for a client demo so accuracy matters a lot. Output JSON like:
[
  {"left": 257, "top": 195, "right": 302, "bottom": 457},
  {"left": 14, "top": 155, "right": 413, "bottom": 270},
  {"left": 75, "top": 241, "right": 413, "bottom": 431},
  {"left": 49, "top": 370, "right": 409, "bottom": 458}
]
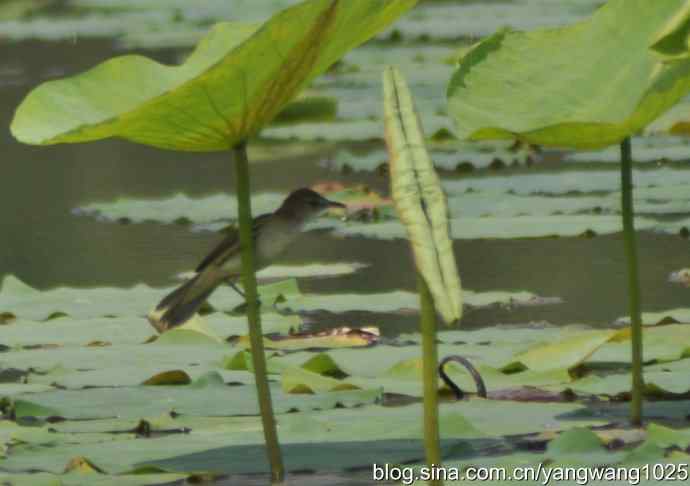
[
  {"left": 226, "top": 279, "right": 246, "bottom": 299},
  {"left": 226, "top": 278, "right": 265, "bottom": 308}
]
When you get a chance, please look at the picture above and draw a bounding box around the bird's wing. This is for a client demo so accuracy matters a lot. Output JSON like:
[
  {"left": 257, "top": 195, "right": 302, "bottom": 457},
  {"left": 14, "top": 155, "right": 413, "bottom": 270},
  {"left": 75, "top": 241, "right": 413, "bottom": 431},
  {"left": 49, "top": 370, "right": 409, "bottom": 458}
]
[{"left": 195, "top": 213, "right": 272, "bottom": 273}]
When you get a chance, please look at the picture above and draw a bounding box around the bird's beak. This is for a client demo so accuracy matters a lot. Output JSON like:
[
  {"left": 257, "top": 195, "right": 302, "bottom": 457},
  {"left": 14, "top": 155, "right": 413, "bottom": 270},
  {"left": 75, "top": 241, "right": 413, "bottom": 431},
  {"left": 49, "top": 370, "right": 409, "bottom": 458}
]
[{"left": 324, "top": 198, "right": 346, "bottom": 209}]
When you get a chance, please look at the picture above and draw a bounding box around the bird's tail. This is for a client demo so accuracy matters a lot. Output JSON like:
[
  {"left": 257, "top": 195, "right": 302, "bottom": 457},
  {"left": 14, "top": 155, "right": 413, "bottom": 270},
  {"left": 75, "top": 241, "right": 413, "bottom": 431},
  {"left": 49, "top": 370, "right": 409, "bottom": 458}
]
[{"left": 148, "top": 272, "right": 220, "bottom": 333}]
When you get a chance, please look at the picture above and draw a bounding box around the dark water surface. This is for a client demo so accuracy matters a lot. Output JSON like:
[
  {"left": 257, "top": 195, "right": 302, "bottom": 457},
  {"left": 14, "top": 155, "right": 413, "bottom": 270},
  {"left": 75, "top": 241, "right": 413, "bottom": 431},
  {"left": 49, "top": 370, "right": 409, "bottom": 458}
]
[{"left": 1, "top": 39, "right": 689, "bottom": 334}]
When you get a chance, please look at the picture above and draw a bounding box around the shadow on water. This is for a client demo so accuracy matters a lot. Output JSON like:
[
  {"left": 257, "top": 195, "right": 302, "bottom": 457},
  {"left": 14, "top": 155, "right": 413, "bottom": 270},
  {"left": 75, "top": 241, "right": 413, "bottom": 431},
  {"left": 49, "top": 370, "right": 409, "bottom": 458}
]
[{"left": 1, "top": 39, "right": 690, "bottom": 335}]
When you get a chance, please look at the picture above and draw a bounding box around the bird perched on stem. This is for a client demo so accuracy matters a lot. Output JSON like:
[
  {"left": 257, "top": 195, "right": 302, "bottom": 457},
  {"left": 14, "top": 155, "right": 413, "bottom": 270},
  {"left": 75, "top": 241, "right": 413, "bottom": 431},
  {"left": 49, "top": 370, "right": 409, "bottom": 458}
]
[{"left": 149, "top": 188, "right": 346, "bottom": 332}]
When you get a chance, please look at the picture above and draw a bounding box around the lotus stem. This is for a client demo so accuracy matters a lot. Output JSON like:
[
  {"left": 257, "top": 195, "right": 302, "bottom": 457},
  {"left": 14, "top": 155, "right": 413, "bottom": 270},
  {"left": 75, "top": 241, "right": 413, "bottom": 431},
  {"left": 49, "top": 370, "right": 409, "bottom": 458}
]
[
  {"left": 418, "top": 274, "right": 444, "bottom": 486},
  {"left": 620, "top": 137, "right": 644, "bottom": 426},
  {"left": 438, "top": 355, "right": 487, "bottom": 400},
  {"left": 233, "top": 140, "right": 285, "bottom": 483}
]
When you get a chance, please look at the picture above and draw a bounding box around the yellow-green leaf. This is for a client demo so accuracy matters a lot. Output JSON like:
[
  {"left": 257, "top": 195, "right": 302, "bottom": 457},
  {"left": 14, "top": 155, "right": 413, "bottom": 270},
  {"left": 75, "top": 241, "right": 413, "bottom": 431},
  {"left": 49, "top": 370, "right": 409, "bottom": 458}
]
[
  {"left": 11, "top": 0, "right": 417, "bottom": 151},
  {"left": 447, "top": 0, "right": 690, "bottom": 149},
  {"left": 383, "top": 66, "right": 462, "bottom": 324}
]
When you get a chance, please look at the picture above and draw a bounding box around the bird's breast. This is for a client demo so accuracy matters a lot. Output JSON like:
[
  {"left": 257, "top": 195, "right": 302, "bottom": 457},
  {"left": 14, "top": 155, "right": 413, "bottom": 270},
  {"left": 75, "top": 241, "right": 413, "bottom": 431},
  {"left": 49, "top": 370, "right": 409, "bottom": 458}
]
[
  {"left": 256, "top": 221, "right": 300, "bottom": 263},
  {"left": 219, "top": 220, "right": 300, "bottom": 276}
]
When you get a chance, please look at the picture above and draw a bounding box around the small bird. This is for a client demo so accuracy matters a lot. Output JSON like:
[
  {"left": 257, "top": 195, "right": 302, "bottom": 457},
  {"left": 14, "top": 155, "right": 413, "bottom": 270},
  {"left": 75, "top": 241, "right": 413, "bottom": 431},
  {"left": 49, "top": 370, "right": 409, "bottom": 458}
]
[{"left": 149, "top": 188, "right": 346, "bottom": 332}]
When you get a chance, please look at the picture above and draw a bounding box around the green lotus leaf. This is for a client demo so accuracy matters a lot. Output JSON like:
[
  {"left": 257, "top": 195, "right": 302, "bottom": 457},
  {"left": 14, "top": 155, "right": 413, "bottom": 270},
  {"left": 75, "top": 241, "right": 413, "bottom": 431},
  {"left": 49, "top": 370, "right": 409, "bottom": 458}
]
[
  {"left": 12, "top": 372, "right": 382, "bottom": 420},
  {"left": 281, "top": 367, "right": 361, "bottom": 393},
  {"left": 370, "top": 358, "right": 570, "bottom": 397},
  {"left": 10, "top": 0, "right": 417, "bottom": 151},
  {"left": 646, "top": 423, "right": 690, "bottom": 449},
  {"left": 447, "top": 0, "right": 690, "bottom": 149},
  {"left": 650, "top": 1, "right": 690, "bottom": 60},
  {"left": 588, "top": 324, "right": 690, "bottom": 365},
  {"left": 569, "top": 363, "right": 690, "bottom": 397},
  {"left": 1, "top": 401, "right": 605, "bottom": 476},
  {"left": 503, "top": 329, "right": 620, "bottom": 372}
]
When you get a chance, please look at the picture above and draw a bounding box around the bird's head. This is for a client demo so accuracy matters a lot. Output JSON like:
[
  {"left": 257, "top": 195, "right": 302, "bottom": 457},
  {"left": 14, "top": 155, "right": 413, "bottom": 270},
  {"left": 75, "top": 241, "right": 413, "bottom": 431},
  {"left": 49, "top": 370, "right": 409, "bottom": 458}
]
[{"left": 277, "top": 188, "right": 346, "bottom": 221}]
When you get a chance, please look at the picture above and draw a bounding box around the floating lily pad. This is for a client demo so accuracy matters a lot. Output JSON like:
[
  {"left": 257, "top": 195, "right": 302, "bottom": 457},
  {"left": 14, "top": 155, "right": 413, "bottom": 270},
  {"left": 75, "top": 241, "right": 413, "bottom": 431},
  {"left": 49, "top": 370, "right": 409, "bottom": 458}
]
[
  {"left": 0, "top": 275, "right": 167, "bottom": 320},
  {"left": 588, "top": 324, "right": 690, "bottom": 365},
  {"left": 0, "top": 275, "right": 301, "bottom": 321},
  {"left": 563, "top": 135, "right": 690, "bottom": 163},
  {"left": 389, "top": 0, "right": 599, "bottom": 40},
  {"left": 504, "top": 330, "right": 620, "bottom": 372},
  {"left": 74, "top": 192, "right": 285, "bottom": 225},
  {"left": 322, "top": 141, "right": 537, "bottom": 173},
  {"left": 13, "top": 371, "right": 382, "bottom": 420},
  {"left": 0, "top": 316, "right": 154, "bottom": 348},
  {"left": 616, "top": 308, "right": 690, "bottom": 326},
  {"left": 278, "top": 288, "right": 547, "bottom": 314},
  {"left": 569, "top": 360, "right": 690, "bottom": 397},
  {"left": 0, "top": 11, "right": 174, "bottom": 41},
  {"left": 1, "top": 399, "right": 605, "bottom": 476},
  {"left": 332, "top": 215, "right": 659, "bottom": 240},
  {"left": 442, "top": 168, "right": 690, "bottom": 197}
]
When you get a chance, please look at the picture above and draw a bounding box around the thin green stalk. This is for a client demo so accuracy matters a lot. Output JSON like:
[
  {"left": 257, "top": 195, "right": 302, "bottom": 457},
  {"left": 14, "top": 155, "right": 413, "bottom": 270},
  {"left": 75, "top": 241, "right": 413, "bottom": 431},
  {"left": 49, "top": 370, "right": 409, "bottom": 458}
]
[
  {"left": 418, "top": 274, "right": 443, "bottom": 486},
  {"left": 620, "top": 137, "right": 644, "bottom": 426},
  {"left": 233, "top": 140, "right": 285, "bottom": 483}
]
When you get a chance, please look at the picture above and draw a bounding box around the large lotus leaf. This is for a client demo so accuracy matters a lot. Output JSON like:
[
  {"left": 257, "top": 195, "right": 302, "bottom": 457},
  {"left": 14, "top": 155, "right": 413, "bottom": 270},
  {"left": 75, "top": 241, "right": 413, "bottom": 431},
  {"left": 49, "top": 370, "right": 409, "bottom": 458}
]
[
  {"left": 447, "top": 0, "right": 690, "bottom": 149},
  {"left": 10, "top": 0, "right": 417, "bottom": 150},
  {"left": 383, "top": 66, "right": 462, "bottom": 323},
  {"left": 650, "top": 1, "right": 690, "bottom": 60}
]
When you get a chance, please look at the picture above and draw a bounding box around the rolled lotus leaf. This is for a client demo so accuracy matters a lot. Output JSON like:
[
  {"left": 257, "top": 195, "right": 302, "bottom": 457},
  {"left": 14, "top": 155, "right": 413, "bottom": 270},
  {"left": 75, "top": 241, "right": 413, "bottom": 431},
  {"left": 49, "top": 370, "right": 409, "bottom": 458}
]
[{"left": 383, "top": 66, "right": 462, "bottom": 324}]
